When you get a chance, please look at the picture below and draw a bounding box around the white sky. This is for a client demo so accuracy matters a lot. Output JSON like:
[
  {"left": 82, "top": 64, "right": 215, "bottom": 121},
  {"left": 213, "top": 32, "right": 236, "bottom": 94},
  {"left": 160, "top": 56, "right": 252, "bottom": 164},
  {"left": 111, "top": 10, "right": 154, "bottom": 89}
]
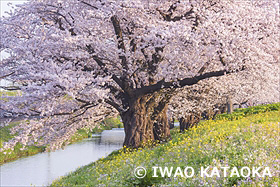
[{"left": 1, "top": 0, "right": 27, "bottom": 17}]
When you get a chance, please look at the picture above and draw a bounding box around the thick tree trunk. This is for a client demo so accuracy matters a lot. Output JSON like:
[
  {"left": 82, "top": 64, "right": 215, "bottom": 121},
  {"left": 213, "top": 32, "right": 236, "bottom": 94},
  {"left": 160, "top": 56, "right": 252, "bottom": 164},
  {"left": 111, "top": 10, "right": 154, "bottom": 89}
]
[
  {"left": 153, "top": 106, "right": 170, "bottom": 142},
  {"left": 121, "top": 97, "right": 154, "bottom": 147},
  {"left": 121, "top": 95, "right": 170, "bottom": 148}
]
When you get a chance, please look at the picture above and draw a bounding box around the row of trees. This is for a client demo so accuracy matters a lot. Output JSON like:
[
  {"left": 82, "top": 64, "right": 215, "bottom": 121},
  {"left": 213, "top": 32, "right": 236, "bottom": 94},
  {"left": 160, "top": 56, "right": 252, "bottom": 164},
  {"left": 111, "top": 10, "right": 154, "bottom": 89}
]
[{"left": 0, "top": 0, "right": 279, "bottom": 151}]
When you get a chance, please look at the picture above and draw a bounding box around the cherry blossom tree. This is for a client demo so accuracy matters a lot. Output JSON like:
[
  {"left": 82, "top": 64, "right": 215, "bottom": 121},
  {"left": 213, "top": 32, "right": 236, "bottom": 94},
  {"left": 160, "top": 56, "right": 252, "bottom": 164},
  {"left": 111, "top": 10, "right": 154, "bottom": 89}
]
[
  {"left": 0, "top": 0, "right": 279, "bottom": 150},
  {"left": 170, "top": 63, "right": 280, "bottom": 119},
  {"left": 169, "top": 63, "right": 280, "bottom": 131}
]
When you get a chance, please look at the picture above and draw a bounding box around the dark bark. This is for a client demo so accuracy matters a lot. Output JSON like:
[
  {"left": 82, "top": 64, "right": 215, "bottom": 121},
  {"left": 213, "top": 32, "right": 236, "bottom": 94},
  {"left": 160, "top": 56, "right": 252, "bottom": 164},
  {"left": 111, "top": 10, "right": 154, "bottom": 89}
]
[
  {"left": 157, "top": 3, "right": 195, "bottom": 22},
  {"left": 179, "top": 117, "right": 187, "bottom": 132},
  {"left": 121, "top": 94, "right": 171, "bottom": 148},
  {"left": 226, "top": 96, "right": 233, "bottom": 114},
  {"left": 169, "top": 117, "right": 175, "bottom": 129},
  {"left": 153, "top": 106, "right": 170, "bottom": 142},
  {"left": 201, "top": 109, "right": 214, "bottom": 120},
  {"left": 111, "top": 15, "right": 128, "bottom": 71},
  {"left": 201, "top": 104, "right": 226, "bottom": 120},
  {"left": 121, "top": 96, "right": 154, "bottom": 147},
  {"left": 135, "top": 69, "right": 233, "bottom": 97},
  {"left": 0, "top": 72, "right": 15, "bottom": 80},
  {"left": 179, "top": 113, "right": 201, "bottom": 132}
]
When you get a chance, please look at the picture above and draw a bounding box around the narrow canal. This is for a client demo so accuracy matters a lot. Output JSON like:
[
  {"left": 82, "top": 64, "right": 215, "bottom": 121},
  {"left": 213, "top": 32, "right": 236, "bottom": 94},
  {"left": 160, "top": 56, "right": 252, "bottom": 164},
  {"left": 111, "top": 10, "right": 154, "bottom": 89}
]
[{"left": 0, "top": 128, "right": 124, "bottom": 186}]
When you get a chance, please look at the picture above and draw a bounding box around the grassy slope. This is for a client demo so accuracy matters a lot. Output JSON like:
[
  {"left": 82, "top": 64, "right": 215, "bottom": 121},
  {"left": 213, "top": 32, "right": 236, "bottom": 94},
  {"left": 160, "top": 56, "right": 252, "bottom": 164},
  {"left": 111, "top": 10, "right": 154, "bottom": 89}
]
[
  {"left": 0, "top": 91, "right": 20, "bottom": 97},
  {"left": 51, "top": 104, "right": 280, "bottom": 187},
  {"left": 0, "top": 117, "right": 123, "bottom": 165}
]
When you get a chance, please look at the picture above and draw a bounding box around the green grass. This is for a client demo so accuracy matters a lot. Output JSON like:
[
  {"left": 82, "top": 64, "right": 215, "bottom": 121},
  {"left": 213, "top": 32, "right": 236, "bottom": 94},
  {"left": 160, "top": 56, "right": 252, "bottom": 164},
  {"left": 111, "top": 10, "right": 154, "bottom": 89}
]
[
  {"left": 0, "top": 122, "right": 19, "bottom": 142},
  {"left": 0, "top": 117, "right": 123, "bottom": 165},
  {"left": 51, "top": 105, "right": 280, "bottom": 187},
  {"left": 0, "top": 91, "right": 21, "bottom": 101},
  {"left": 68, "top": 117, "right": 123, "bottom": 143},
  {"left": 215, "top": 103, "right": 280, "bottom": 120},
  {"left": 0, "top": 91, "right": 20, "bottom": 97},
  {"left": 0, "top": 90, "right": 123, "bottom": 164},
  {"left": 90, "top": 117, "right": 123, "bottom": 134}
]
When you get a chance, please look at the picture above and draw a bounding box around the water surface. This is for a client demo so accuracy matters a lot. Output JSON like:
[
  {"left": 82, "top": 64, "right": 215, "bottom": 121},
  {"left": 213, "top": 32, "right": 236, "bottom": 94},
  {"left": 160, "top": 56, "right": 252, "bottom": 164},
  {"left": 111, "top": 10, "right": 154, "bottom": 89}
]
[{"left": 0, "top": 129, "right": 124, "bottom": 186}]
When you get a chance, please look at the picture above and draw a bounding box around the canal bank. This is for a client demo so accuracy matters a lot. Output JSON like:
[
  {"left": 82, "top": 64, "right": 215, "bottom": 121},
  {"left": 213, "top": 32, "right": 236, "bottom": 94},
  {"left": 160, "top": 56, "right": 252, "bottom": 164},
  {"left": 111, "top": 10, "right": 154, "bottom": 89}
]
[
  {"left": 0, "top": 129, "right": 125, "bottom": 186},
  {"left": 0, "top": 117, "right": 123, "bottom": 164}
]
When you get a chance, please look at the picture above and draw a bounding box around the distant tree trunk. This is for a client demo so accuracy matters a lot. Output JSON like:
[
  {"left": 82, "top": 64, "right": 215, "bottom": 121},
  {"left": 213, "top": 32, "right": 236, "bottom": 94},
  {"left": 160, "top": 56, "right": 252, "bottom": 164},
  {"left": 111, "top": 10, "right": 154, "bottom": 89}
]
[
  {"left": 213, "top": 104, "right": 227, "bottom": 119},
  {"left": 169, "top": 117, "right": 175, "bottom": 129},
  {"left": 227, "top": 96, "right": 233, "bottom": 114},
  {"left": 202, "top": 109, "right": 214, "bottom": 120},
  {"left": 179, "top": 117, "right": 187, "bottom": 132},
  {"left": 179, "top": 113, "right": 201, "bottom": 132},
  {"left": 219, "top": 104, "right": 227, "bottom": 113},
  {"left": 201, "top": 104, "right": 227, "bottom": 120}
]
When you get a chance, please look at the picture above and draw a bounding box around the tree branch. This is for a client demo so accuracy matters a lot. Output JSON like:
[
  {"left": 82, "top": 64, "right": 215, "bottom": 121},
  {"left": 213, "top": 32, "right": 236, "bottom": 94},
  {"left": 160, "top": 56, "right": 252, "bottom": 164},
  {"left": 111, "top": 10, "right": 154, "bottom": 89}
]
[
  {"left": 0, "top": 86, "right": 21, "bottom": 91},
  {"left": 78, "top": 0, "right": 98, "bottom": 9},
  {"left": 135, "top": 69, "right": 233, "bottom": 96},
  {"left": 105, "top": 99, "right": 123, "bottom": 113},
  {"left": 92, "top": 54, "right": 125, "bottom": 91},
  {"left": 157, "top": 5, "right": 194, "bottom": 22},
  {"left": 0, "top": 72, "right": 15, "bottom": 80},
  {"left": 111, "top": 15, "right": 128, "bottom": 70}
]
